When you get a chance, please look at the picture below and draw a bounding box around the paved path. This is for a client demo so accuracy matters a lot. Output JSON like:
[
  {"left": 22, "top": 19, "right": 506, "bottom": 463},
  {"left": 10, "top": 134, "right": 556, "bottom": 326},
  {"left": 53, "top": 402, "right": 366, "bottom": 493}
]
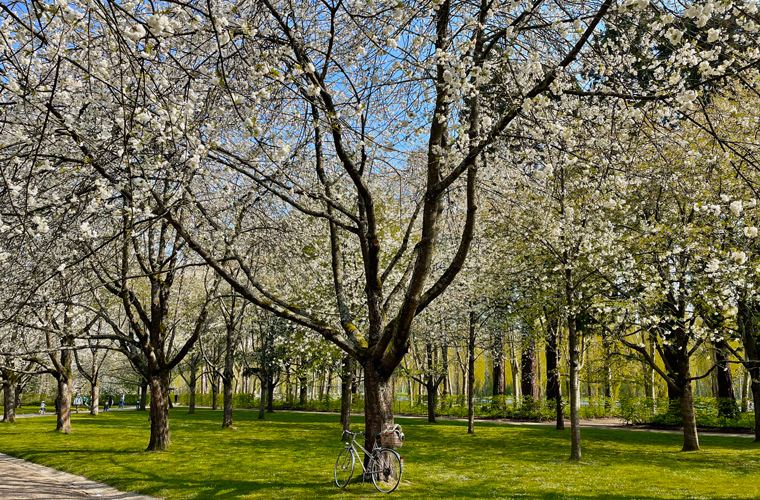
[{"left": 0, "top": 453, "right": 160, "bottom": 500}]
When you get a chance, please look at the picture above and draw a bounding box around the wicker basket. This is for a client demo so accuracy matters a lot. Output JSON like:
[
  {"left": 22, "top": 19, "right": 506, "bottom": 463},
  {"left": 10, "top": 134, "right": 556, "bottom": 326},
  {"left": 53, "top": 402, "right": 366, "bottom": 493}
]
[{"left": 380, "top": 425, "right": 404, "bottom": 448}]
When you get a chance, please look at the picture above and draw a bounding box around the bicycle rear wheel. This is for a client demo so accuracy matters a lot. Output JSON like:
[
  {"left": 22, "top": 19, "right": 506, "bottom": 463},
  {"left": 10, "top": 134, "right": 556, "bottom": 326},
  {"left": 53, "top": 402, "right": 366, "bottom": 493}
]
[
  {"left": 371, "top": 448, "right": 402, "bottom": 493},
  {"left": 334, "top": 447, "right": 355, "bottom": 488}
]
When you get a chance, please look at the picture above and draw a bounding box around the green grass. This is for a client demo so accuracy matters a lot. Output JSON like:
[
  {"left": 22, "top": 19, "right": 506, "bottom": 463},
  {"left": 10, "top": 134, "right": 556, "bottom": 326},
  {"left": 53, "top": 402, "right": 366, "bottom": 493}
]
[
  {"left": 0, "top": 405, "right": 51, "bottom": 415},
  {"left": 0, "top": 409, "right": 758, "bottom": 499}
]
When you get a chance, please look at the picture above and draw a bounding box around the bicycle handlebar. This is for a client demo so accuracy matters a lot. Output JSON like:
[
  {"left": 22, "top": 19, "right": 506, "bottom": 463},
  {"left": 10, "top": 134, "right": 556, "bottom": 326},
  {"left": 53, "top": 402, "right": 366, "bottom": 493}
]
[{"left": 343, "top": 430, "right": 364, "bottom": 436}]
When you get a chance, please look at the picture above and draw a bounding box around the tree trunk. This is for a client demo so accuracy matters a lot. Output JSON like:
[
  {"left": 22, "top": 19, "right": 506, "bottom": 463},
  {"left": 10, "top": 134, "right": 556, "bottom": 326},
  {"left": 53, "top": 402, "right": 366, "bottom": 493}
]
[
  {"left": 426, "top": 340, "right": 437, "bottom": 422},
  {"left": 258, "top": 377, "right": 267, "bottom": 420},
  {"left": 492, "top": 332, "right": 505, "bottom": 397},
  {"left": 714, "top": 340, "right": 737, "bottom": 418},
  {"left": 299, "top": 376, "right": 308, "bottom": 406},
  {"left": 545, "top": 316, "right": 564, "bottom": 430},
  {"left": 340, "top": 355, "right": 353, "bottom": 433},
  {"left": 467, "top": 310, "right": 476, "bottom": 434},
  {"left": 14, "top": 382, "right": 23, "bottom": 409},
  {"left": 2, "top": 382, "right": 16, "bottom": 423},
  {"left": 139, "top": 379, "right": 148, "bottom": 411},
  {"left": 520, "top": 336, "right": 539, "bottom": 404},
  {"left": 363, "top": 361, "right": 394, "bottom": 462},
  {"left": 602, "top": 335, "right": 613, "bottom": 410},
  {"left": 222, "top": 374, "right": 233, "bottom": 428},
  {"left": 427, "top": 378, "right": 437, "bottom": 423},
  {"left": 326, "top": 367, "right": 333, "bottom": 402},
  {"left": 679, "top": 378, "right": 699, "bottom": 451},
  {"left": 567, "top": 311, "right": 581, "bottom": 461},
  {"left": 56, "top": 371, "right": 73, "bottom": 434},
  {"left": 90, "top": 382, "right": 100, "bottom": 416},
  {"left": 188, "top": 370, "right": 197, "bottom": 414},
  {"left": 267, "top": 376, "right": 275, "bottom": 413},
  {"left": 752, "top": 381, "right": 760, "bottom": 442},
  {"left": 510, "top": 360, "right": 520, "bottom": 407},
  {"left": 147, "top": 372, "right": 171, "bottom": 451},
  {"left": 211, "top": 372, "right": 219, "bottom": 410}
]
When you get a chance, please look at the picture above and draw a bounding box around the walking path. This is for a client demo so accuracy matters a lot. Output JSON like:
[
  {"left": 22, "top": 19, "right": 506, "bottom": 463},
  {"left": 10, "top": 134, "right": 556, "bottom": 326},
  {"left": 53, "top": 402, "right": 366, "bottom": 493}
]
[{"left": 0, "top": 452, "right": 160, "bottom": 500}]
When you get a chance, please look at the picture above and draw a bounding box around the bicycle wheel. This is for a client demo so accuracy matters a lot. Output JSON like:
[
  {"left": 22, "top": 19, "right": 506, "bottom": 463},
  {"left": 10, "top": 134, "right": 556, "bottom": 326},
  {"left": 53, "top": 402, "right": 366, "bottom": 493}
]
[
  {"left": 334, "top": 447, "right": 355, "bottom": 488},
  {"left": 371, "top": 448, "right": 402, "bottom": 493}
]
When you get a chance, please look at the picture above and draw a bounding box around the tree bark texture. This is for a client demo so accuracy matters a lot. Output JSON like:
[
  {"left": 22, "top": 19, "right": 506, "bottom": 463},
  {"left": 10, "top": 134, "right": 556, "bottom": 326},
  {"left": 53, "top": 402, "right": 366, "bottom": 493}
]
[
  {"left": 56, "top": 370, "right": 73, "bottom": 434},
  {"left": 363, "top": 361, "right": 394, "bottom": 462},
  {"left": 2, "top": 382, "right": 16, "bottom": 423},
  {"left": 714, "top": 340, "right": 737, "bottom": 419},
  {"left": 90, "top": 382, "right": 100, "bottom": 416},
  {"left": 211, "top": 372, "right": 219, "bottom": 410},
  {"left": 147, "top": 372, "right": 172, "bottom": 451},
  {"left": 340, "top": 355, "right": 354, "bottom": 433},
  {"left": 139, "top": 379, "right": 148, "bottom": 411},
  {"left": 188, "top": 370, "right": 197, "bottom": 414}
]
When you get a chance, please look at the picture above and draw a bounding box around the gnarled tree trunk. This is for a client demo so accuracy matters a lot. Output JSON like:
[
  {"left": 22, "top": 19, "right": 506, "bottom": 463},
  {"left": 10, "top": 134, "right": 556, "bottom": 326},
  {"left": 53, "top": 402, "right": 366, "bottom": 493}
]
[
  {"left": 55, "top": 369, "right": 73, "bottom": 434},
  {"left": 147, "top": 371, "right": 171, "bottom": 451},
  {"left": 363, "top": 362, "right": 394, "bottom": 460}
]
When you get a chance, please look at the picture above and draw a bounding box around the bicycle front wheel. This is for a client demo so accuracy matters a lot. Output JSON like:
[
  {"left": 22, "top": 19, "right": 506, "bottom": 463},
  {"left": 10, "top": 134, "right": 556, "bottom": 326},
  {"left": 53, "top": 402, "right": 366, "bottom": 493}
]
[
  {"left": 371, "top": 448, "right": 402, "bottom": 493},
  {"left": 334, "top": 447, "right": 355, "bottom": 488}
]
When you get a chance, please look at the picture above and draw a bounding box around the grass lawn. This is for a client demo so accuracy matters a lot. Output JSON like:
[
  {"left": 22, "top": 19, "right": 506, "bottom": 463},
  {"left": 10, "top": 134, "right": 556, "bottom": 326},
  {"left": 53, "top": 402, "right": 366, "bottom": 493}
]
[
  {"left": 0, "top": 409, "right": 758, "bottom": 499},
  {"left": 0, "top": 405, "right": 50, "bottom": 415}
]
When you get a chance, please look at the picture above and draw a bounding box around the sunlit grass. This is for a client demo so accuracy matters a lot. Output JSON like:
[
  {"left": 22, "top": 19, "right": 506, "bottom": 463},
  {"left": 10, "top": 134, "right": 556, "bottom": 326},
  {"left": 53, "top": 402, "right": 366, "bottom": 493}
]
[{"left": 0, "top": 409, "right": 758, "bottom": 499}]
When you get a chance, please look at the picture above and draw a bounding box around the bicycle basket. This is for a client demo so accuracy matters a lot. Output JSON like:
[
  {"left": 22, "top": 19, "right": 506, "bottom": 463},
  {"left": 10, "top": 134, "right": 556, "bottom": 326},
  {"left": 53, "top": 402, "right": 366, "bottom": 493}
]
[{"left": 380, "top": 424, "right": 404, "bottom": 448}]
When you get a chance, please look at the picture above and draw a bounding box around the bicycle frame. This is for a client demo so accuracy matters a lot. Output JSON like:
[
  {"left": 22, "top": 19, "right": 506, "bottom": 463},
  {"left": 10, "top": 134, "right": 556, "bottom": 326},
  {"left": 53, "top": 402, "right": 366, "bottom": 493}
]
[{"left": 343, "top": 433, "right": 378, "bottom": 475}]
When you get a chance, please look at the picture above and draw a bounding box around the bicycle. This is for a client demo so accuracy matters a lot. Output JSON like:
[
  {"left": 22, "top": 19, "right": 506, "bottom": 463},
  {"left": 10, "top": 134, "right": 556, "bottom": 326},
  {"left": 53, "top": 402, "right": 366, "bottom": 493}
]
[{"left": 334, "top": 430, "right": 403, "bottom": 493}]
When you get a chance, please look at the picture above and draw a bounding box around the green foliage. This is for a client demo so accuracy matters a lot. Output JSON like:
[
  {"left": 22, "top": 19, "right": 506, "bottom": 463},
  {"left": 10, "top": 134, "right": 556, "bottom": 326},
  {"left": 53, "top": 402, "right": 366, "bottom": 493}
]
[{"left": 0, "top": 410, "right": 759, "bottom": 499}]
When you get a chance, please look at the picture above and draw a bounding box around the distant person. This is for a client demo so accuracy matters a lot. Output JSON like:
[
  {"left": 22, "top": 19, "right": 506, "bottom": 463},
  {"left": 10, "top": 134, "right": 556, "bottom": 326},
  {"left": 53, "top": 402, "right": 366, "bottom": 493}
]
[
  {"left": 74, "top": 395, "right": 83, "bottom": 413},
  {"left": 83, "top": 396, "right": 89, "bottom": 410},
  {"left": 104, "top": 396, "right": 109, "bottom": 412},
  {"left": 136, "top": 399, "right": 140, "bottom": 410},
  {"left": 109, "top": 395, "right": 114, "bottom": 410},
  {"left": 39, "top": 401, "right": 46, "bottom": 414},
  {"left": 119, "top": 394, "right": 125, "bottom": 409}
]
